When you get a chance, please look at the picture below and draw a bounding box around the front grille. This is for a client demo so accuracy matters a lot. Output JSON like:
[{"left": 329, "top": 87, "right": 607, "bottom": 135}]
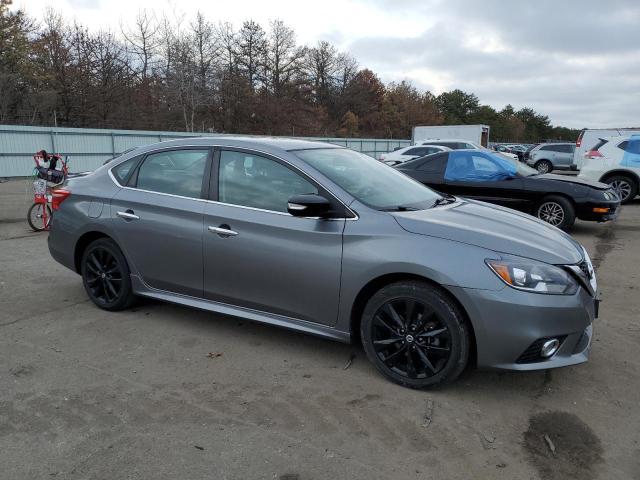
[{"left": 516, "top": 336, "right": 567, "bottom": 364}]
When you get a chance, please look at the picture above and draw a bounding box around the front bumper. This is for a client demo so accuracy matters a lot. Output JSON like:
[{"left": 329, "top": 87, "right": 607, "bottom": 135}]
[
  {"left": 449, "top": 284, "right": 595, "bottom": 371},
  {"left": 575, "top": 197, "right": 620, "bottom": 222}
]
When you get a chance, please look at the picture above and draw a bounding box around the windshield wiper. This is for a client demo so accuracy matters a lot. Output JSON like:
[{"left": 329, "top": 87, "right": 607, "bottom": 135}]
[
  {"left": 431, "top": 194, "right": 457, "bottom": 208},
  {"left": 380, "top": 205, "right": 421, "bottom": 212}
]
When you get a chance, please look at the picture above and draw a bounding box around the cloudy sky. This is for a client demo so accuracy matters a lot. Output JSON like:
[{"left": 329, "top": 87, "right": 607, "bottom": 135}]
[{"left": 13, "top": 0, "right": 640, "bottom": 128}]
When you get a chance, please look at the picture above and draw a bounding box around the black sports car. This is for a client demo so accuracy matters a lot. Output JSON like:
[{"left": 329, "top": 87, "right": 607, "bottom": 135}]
[{"left": 396, "top": 150, "right": 620, "bottom": 229}]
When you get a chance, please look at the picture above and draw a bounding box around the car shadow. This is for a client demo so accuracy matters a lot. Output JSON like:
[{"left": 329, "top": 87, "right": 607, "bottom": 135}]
[{"left": 131, "top": 296, "right": 556, "bottom": 396}]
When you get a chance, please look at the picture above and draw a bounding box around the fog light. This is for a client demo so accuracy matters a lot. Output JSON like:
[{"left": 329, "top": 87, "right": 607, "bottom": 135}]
[
  {"left": 541, "top": 339, "right": 560, "bottom": 358},
  {"left": 593, "top": 207, "right": 609, "bottom": 213}
]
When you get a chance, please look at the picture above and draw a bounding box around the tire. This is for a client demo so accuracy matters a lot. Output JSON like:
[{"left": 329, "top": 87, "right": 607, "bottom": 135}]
[
  {"left": 27, "top": 203, "right": 52, "bottom": 231},
  {"left": 360, "top": 281, "right": 470, "bottom": 389},
  {"left": 605, "top": 174, "right": 638, "bottom": 204},
  {"left": 81, "top": 238, "right": 136, "bottom": 311},
  {"left": 536, "top": 195, "right": 575, "bottom": 229},
  {"left": 534, "top": 160, "right": 553, "bottom": 174}
]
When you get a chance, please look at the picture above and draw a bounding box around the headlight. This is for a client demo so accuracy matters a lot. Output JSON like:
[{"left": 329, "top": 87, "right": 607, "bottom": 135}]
[{"left": 486, "top": 259, "right": 578, "bottom": 295}]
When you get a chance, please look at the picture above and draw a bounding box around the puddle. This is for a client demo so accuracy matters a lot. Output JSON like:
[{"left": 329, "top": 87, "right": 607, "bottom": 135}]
[{"left": 523, "top": 411, "right": 603, "bottom": 480}]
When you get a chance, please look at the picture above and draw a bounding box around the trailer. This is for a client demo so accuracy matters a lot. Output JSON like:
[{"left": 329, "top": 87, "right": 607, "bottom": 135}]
[{"left": 412, "top": 124, "right": 490, "bottom": 147}]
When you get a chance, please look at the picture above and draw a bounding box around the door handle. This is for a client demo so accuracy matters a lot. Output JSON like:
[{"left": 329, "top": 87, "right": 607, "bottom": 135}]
[
  {"left": 208, "top": 225, "right": 238, "bottom": 237},
  {"left": 117, "top": 210, "right": 139, "bottom": 220}
]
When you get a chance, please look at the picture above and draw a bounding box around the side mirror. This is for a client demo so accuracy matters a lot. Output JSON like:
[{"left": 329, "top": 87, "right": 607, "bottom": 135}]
[{"left": 287, "top": 194, "right": 332, "bottom": 218}]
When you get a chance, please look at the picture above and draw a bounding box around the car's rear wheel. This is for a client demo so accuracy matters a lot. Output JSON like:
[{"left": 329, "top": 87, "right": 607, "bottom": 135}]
[
  {"left": 536, "top": 195, "right": 575, "bottom": 229},
  {"left": 606, "top": 175, "right": 637, "bottom": 204},
  {"left": 535, "top": 160, "right": 553, "bottom": 174},
  {"left": 360, "top": 281, "right": 469, "bottom": 389},
  {"left": 81, "top": 238, "right": 135, "bottom": 311}
]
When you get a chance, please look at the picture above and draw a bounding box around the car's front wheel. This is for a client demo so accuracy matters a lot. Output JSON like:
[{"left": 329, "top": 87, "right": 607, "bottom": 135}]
[
  {"left": 535, "top": 159, "right": 553, "bottom": 174},
  {"left": 606, "top": 174, "right": 638, "bottom": 204},
  {"left": 536, "top": 195, "right": 575, "bottom": 229},
  {"left": 81, "top": 238, "right": 136, "bottom": 311},
  {"left": 360, "top": 281, "right": 469, "bottom": 389}
]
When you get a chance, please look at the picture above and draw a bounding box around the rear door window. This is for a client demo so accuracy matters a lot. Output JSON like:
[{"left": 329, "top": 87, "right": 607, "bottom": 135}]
[{"left": 135, "top": 149, "right": 209, "bottom": 199}]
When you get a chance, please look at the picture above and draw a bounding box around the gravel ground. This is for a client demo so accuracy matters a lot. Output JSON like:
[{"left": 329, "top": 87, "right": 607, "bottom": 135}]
[{"left": 1, "top": 178, "right": 639, "bottom": 480}]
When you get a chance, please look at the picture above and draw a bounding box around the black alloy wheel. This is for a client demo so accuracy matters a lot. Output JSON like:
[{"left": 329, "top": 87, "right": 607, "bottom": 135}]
[
  {"left": 81, "top": 238, "right": 135, "bottom": 311},
  {"left": 372, "top": 298, "right": 451, "bottom": 378},
  {"left": 361, "top": 281, "right": 469, "bottom": 389}
]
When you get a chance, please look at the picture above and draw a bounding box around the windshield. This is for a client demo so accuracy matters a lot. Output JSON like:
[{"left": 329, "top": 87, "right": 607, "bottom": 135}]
[
  {"left": 488, "top": 151, "right": 539, "bottom": 177},
  {"left": 495, "top": 153, "right": 539, "bottom": 176},
  {"left": 295, "top": 148, "right": 440, "bottom": 210},
  {"left": 511, "top": 157, "right": 539, "bottom": 176}
]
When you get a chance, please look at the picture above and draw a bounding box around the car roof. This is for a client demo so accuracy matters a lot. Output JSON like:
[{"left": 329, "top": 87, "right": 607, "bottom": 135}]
[
  {"left": 536, "top": 142, "right": 574, "bottom": 146},
  {"left": 421, "top": 139, "right": 476, "bottom": 143},
  {"left": 601, "top": 135, "right": 637, "bottom": 141},
  {"left": 121, "top": 136, "right": 343, "bottom": 157}
]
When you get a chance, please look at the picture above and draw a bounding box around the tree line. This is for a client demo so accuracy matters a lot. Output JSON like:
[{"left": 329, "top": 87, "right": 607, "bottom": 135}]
[{"left": 0, "top": 0, "right": 579, "bottom": 142}]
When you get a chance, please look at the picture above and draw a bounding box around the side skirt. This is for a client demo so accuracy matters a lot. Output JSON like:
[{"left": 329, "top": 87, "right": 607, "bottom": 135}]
[{"left": 130, "top": 275, "right": 351, "bottom": 343}]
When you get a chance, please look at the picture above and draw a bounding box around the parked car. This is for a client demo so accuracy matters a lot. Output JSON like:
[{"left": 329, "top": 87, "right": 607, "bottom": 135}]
[
  {"left": 419, "top": 138, "right": 520, "bottom": 161},
  {"left": 49, "top": 137, "right": 598, "bottom": 389},
  {"left": 523, "top": 144, "right": 539, "bottom": 162},
  {"left": 526, "top": 143, "right": 576, "bottom": 173},
  {"left": 397, "top": 149, "right": 619, "bottom": 229},
  {"left": 573, "top": 128, "right": 640, "bottom": 170},
  {"left": 379, "top": 145, "right": 450, "bottom": 166},
  {"left": 507, "top": 145, "right": 528, "bottom": 161},
  {"left": 579, "top": 135, "right": 640, "bottom": 204}
]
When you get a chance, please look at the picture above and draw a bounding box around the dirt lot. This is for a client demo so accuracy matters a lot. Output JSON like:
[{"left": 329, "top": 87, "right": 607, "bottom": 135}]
[{"left": 1, "top": 178, "right": 639, "bottom": 480}]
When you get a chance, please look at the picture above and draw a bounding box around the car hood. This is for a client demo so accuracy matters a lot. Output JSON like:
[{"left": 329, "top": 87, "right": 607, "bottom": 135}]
[
  {"left": 532, "top": 173, "right": 609, "bottom": 190},
  {"left": 392, "top": 198, "right": 583, "bottom": 265}
]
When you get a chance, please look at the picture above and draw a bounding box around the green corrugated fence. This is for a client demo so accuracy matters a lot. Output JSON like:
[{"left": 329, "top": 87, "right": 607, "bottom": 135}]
[{"left": 0, "top": 125, "right": 410, "bottom": 177}]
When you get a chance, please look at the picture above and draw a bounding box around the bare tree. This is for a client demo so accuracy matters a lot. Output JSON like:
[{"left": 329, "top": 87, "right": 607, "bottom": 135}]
[
  {"left": 266, "top": 19, "right": 304, "bottom": 96},
  {"left": 121, "top": 10, "right": 160, "bottom": 81}
]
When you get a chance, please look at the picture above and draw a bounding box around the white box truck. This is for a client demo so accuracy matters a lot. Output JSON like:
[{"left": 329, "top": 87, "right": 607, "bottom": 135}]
[
  {"left": 412, "top": 124, "right": 490, "bottom": 147},
  {"left": 574, "top": 128, "right": 640, "bottom": 170}
]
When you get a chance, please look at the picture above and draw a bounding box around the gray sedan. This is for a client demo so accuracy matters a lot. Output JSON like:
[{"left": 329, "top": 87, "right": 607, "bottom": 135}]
[{"left": 48, "top": 137, "right": 597, "bottom": 389}]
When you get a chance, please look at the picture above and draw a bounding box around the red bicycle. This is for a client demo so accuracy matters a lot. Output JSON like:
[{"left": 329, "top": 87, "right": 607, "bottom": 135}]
[{"left": 28, "top": 150, "right": 71, "bottom": 231}]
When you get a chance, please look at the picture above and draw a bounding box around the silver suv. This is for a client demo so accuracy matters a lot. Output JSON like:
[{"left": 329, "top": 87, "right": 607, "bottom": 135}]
[
  {"left": 527, "top": 143, "right": 577, "bottom": 173},
  {"left": 48, "top": 137, "right": 598, "bottom": 389}
]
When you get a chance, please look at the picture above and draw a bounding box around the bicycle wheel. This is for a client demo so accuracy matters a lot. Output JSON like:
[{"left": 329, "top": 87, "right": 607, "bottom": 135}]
[{"left": 27, "top": 203, "right": 52, "bottom": 231}]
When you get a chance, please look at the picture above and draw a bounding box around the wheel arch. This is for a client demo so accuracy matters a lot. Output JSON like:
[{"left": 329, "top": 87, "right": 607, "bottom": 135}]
[
  {"left": 599, "top": 169, "right": 640, "bottom": 185},
  {"left": 538, "top": 191, "right": 576, "bottom": 208},
  {"left": 349, "top": 273, "right": 477, "bottom": 366},
  {"left": 73, "top": 231, "right": 113, "bottom": 273}
]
